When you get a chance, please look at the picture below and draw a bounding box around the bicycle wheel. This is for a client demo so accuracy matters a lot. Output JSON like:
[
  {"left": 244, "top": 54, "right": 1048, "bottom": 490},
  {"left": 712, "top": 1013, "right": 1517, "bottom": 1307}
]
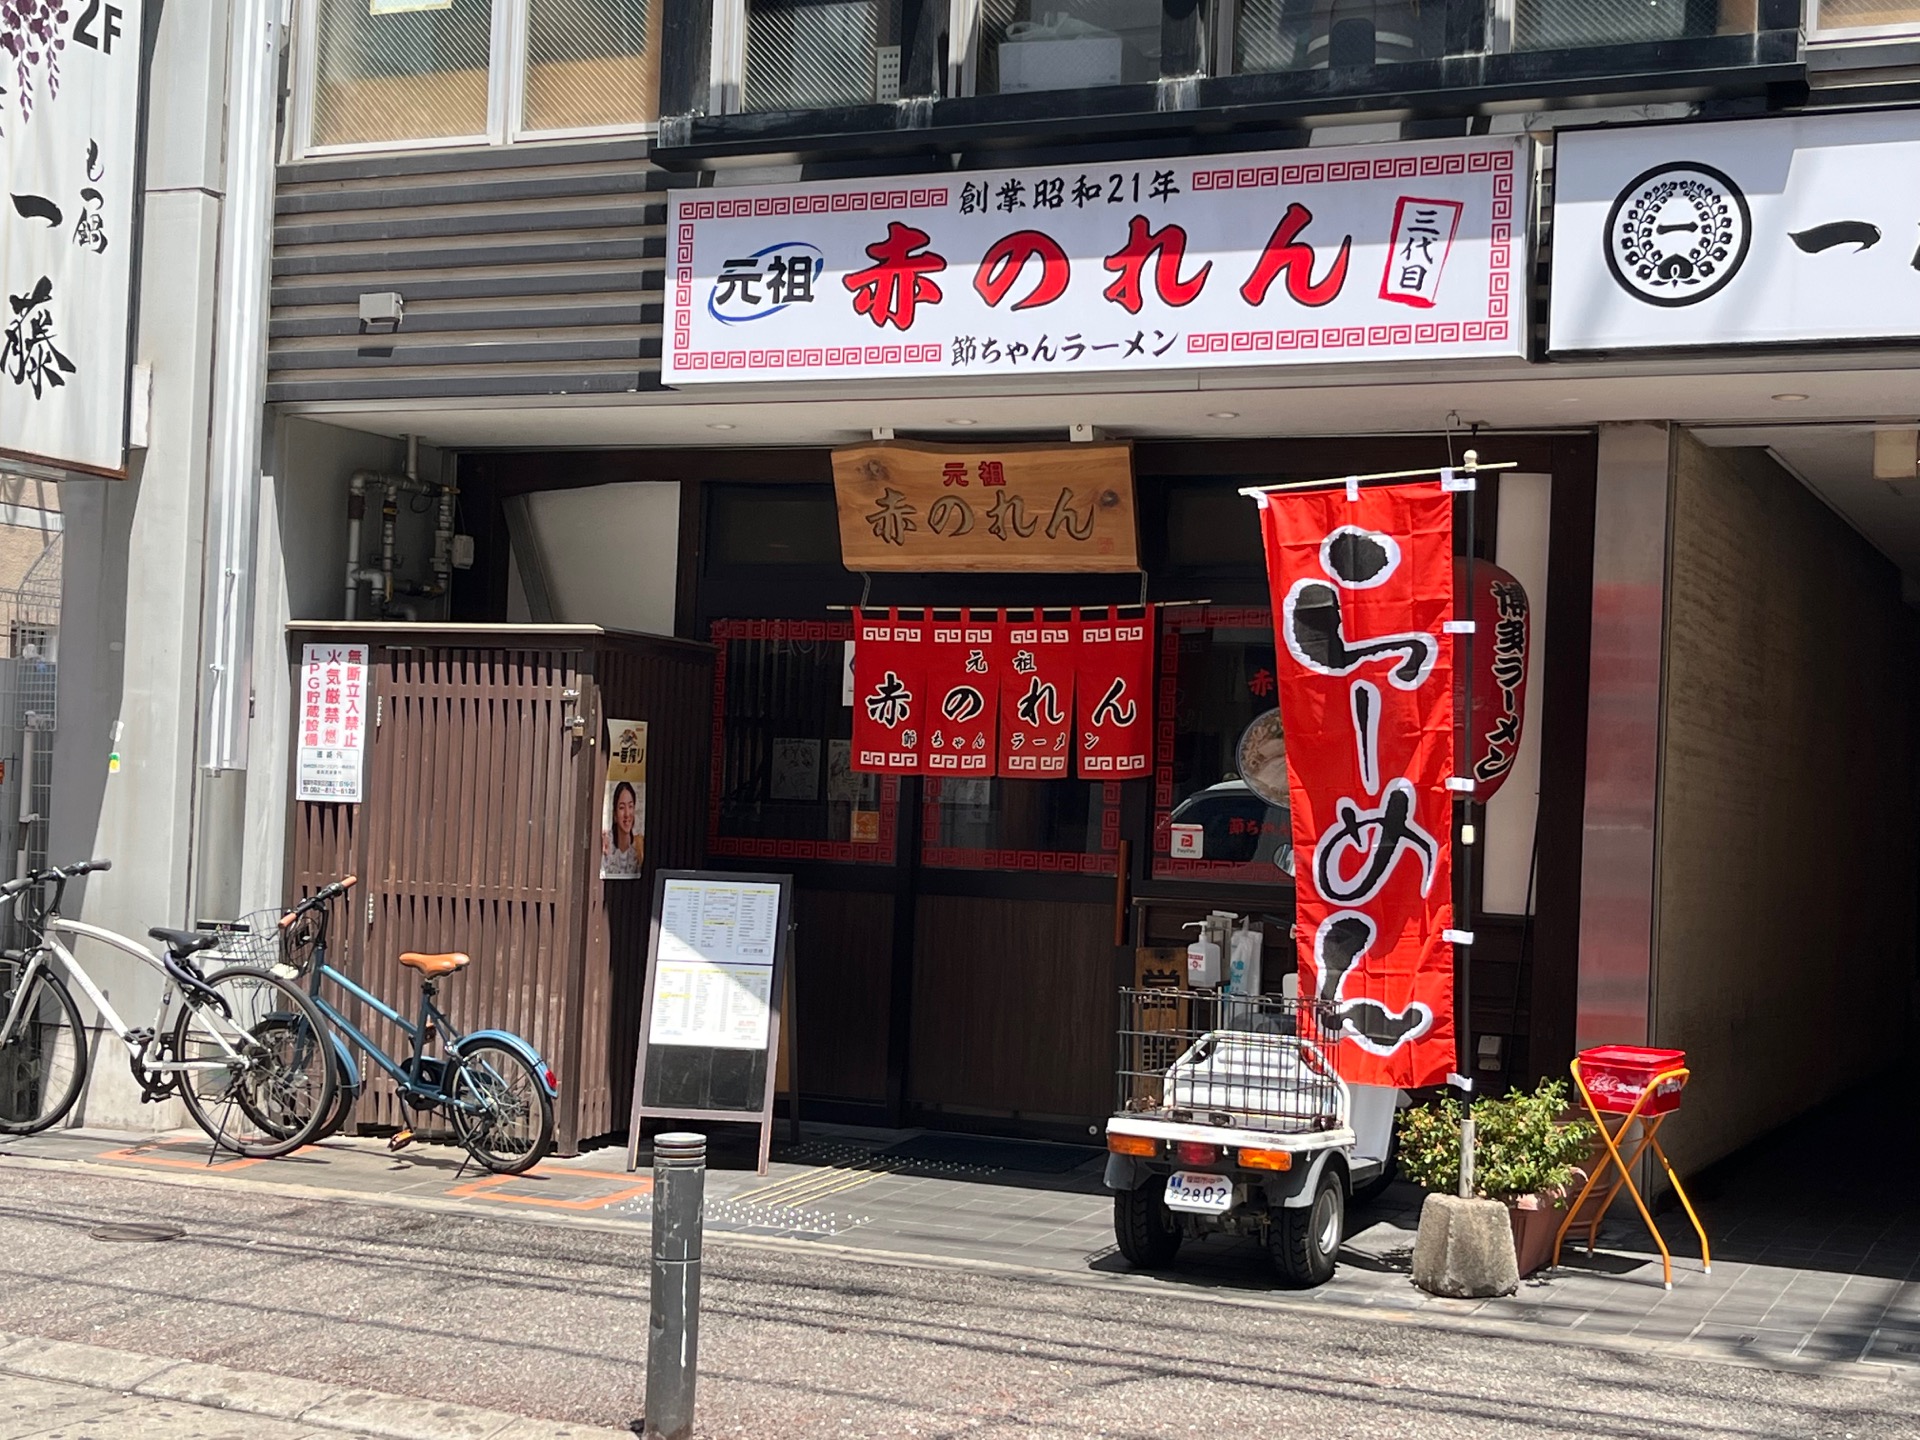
[
  {"left": 449, "top": 1040, "right": 554, "bottom": 1174},
  {"left": 0, "top": 966, "right": 88, "bottom": 1134},
  {"left": 172, "top": 966, "right": 335, "bottom": 1158}
]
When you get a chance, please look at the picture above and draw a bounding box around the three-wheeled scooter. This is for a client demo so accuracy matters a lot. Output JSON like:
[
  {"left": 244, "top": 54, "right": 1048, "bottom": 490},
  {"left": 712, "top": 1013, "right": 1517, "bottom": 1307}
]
[{"left": 1103, "top": 986, "right": 1400, "bottom": 1286}]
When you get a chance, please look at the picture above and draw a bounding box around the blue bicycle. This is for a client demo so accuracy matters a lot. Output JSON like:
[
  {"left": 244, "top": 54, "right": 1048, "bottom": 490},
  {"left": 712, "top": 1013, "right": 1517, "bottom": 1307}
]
[{"left": 252, "top": 879, "right": 557, "bottom": 1174}]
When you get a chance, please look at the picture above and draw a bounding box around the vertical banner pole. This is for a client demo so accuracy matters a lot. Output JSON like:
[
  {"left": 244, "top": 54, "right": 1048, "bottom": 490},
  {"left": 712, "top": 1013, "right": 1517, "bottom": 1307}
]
[{"left": 1457, "top": 449, "right": 1479, "bottom": 1197}]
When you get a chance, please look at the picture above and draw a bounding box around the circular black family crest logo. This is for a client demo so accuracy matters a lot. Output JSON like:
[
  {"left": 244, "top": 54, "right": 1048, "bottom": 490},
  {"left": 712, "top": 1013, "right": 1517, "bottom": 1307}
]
[{"left": 1603, "top": 162, "right": 1751, "bottom": 307}]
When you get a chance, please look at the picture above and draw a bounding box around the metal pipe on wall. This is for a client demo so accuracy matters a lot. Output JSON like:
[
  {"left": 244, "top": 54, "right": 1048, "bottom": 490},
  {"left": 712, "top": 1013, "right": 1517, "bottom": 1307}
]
[{"left": 197, "top": 0, "right": 283, "bottom": 776}]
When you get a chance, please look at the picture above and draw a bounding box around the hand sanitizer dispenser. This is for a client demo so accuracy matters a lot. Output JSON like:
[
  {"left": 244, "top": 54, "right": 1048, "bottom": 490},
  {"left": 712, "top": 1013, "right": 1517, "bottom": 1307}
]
[{"left": 1186, "top": 928, "right": 1222, "bottom": 988}]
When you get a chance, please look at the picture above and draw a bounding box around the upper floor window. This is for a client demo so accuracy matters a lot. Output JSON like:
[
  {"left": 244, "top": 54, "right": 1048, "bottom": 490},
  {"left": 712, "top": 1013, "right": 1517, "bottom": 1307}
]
[
  {"left": 1808, "top": 0, "right": 1920, "bottom": 35},
  {"left": 295, "top": 0, "right": 661, "bottom": 157},
  {"left": 698, "top": 0, "right": 1780, "bottom": 113}
]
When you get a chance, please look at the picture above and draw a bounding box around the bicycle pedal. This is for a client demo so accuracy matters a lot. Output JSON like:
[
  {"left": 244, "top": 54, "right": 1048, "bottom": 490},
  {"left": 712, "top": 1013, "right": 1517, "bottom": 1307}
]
[{"left": 387, "top": 1128, "right": 416, "bottom": 1152}]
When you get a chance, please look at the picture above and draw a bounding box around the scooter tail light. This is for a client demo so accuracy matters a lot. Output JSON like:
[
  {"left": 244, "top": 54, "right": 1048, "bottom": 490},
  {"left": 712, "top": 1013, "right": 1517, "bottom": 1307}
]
[
  {"left": 1172, "top": 1141, "right": 1219, "bottom": 1166},
  {"left": 1107, "top": 1132, "right": 1156, "bottom": 1158},
  {"left": 1238, "top": 1146, "right": 1293, "bottom": 1171}
]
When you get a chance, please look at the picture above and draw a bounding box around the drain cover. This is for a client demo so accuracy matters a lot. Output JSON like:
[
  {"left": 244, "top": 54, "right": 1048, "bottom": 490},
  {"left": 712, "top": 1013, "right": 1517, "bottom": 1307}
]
[{"left": 89, "top": 1222, "right": 184, "bottom": 1243}]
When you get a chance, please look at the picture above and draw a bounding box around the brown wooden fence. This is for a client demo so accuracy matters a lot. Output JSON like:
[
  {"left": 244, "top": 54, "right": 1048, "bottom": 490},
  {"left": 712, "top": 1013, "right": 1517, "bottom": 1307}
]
[{"left": 287, "top": 624, "right": 713, "bottom": 1152}]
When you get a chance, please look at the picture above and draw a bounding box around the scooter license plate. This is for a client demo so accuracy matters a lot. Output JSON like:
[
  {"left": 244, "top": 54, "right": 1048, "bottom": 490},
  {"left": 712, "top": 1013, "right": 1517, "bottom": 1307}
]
[{"left": 1165, "top": 1171, "right": 1233, "bottom": 1214}]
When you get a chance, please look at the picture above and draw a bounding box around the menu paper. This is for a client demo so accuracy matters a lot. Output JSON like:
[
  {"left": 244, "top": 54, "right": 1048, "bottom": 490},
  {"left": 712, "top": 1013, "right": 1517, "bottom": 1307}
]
[{"left": 648, "top": 878, "right": 783, "bottom": 1050}]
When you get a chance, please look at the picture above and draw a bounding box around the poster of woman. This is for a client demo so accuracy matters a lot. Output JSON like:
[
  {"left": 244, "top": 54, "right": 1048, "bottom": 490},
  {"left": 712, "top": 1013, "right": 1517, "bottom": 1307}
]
[{"left": 602, "top": 719, "right": 648, "bottom": 879}]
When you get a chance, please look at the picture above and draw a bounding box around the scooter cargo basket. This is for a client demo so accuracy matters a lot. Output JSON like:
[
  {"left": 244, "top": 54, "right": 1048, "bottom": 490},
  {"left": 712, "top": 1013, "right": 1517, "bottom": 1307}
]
[
  {"left": 1577, "top": 1045, "right": 1687, "bottom": 1116},
  {"left": 1117, "top": 988, "right": 1341, "bottom": 1132}
]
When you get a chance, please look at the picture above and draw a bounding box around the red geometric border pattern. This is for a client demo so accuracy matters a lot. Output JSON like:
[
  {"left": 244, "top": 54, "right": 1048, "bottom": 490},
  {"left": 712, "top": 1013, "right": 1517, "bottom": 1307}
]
[
  {"left": 921, "top": 781, "right": 1123, "bottom": 875},
  {"left": 1186, "top": 322, "right": 1509, "bottom": 354},
  {"left": 1151, "top": 605, "right": 1292, "bottom": 884},
  {"left": 676, "top": 345, "right": 944, "bottom": 370},
  {"left": 1190, "top": 146, "right": 1512, "bottom": 192},
  {"left": 707, "top": 618, "right": 900, "bottom": 866},
  {"left": 681, "top": 188, "right": 950, "bottom": 221}
]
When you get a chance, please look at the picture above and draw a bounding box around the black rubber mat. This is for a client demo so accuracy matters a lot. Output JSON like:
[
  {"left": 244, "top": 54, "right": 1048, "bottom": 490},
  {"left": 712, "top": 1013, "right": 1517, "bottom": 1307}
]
[{"left": 880, "top": 1133, "right": 1100, "bottom": 1175}]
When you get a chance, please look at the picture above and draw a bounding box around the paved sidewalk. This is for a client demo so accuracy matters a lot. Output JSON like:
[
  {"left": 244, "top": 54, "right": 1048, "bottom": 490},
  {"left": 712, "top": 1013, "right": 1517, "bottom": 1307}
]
[
  {"left": 5, "top": 1115, "right": 1917, "bottom": 1386},
  {"left": 0, "top": 1331, "right": 628, "bottom": 1439}
]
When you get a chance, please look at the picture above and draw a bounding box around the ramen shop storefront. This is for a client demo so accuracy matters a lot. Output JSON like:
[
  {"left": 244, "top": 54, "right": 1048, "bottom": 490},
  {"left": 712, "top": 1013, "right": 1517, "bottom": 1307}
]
[{"left": 665, "top": 429, "right": 1600, "bottom": 1140}]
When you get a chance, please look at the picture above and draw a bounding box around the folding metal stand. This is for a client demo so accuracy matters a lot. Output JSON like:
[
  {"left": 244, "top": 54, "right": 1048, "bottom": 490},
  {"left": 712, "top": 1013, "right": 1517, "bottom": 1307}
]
[{"left": 1552, "top": 1056, "right": 1712, "bottom": 1290}]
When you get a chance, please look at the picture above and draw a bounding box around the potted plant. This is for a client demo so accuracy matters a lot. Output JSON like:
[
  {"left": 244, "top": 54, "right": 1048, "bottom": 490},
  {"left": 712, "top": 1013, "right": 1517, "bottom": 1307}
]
[{"left": 1396, "top": 1079, "right": 1597, "bottom": 1277}]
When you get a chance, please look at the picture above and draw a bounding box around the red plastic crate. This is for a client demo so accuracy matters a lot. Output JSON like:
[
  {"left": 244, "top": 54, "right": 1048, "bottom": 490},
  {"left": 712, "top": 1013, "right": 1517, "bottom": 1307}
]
[{"left": 1577, "top": 1045, "right": 1688, "bottom": 1116}]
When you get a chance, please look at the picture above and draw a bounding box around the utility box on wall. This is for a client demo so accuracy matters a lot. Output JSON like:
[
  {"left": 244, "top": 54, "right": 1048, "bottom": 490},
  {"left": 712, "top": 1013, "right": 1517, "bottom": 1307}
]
[{"left": 284, "top": 623, "right": 714, "bottom": 1153}]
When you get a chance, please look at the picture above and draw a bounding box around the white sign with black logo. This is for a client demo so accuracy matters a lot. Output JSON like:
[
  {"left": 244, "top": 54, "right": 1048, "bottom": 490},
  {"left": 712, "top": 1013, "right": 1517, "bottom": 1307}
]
[
  {"left": 0, "top": 0, "right": 147, "bottom": 475},
  {"left": 1550, "top": 110, "right": 1920, "bottom": 353}
]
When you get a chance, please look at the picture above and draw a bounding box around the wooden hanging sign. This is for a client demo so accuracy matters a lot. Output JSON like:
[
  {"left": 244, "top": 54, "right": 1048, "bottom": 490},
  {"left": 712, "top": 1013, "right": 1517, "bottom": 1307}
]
[{"left": 831, "top": 440, "right": 1138, "bottom": 572}]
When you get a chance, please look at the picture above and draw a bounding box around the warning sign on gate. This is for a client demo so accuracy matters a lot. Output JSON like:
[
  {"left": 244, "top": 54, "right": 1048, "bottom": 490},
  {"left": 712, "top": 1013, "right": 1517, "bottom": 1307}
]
[{"left": 295, "top": 644, "right": 368, "bottom": 803}]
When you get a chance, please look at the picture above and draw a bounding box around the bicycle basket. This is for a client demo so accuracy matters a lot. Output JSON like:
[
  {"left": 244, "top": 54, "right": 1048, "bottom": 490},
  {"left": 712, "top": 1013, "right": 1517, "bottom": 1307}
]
[{"left": 209, "top": 910, "right": 302, "bottom": 972}]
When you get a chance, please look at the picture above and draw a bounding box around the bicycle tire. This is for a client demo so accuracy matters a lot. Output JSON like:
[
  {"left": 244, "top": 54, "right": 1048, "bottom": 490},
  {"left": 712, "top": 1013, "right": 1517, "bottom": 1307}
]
[
  {"left": 449, "top": 1040, "right": 554, "bottom": 1175},
  {"left": 0, "top": 966, "right": 88, "bottom": 1135},
  {"left": 172, "top": 966, "right": 335, "bottom": 1158}
]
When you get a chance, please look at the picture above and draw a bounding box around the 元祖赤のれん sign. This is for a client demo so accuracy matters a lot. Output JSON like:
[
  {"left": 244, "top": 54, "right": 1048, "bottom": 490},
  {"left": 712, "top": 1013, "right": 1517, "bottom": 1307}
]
[
  {"left": 0, "top": 0, "right": 147, "bottom": 474},
  {"left": 833, "top": 439, "right": 1137, "bottom": 572},
  {"left": 667, "top": 135, "right": 1528, "bottom": 385}
]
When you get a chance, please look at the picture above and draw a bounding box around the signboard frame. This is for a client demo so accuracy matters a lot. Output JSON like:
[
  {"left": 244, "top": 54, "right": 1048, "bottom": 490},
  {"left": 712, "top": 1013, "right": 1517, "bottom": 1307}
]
[
  {"left": 1548, "top": 108, "right": 1920, "bottom": 355},
  {"left": 0, "top": 0, "right": 156, "bottom": 478},
  {"left": 626, "top": 869, "right": 796, "bottom": 1176},
  {"left": 665, "top": 134, "right": 1529, "bottom": 387}
]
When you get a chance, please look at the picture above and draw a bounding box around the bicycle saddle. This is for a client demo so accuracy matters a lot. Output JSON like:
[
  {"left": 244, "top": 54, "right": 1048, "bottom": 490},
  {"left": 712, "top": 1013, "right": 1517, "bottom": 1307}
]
[
  {"left": 399, "top": 951, "right": 470, "bottom": 976},
  {"left": 150, "top": 927, "right": 221, "bottom": 957}
]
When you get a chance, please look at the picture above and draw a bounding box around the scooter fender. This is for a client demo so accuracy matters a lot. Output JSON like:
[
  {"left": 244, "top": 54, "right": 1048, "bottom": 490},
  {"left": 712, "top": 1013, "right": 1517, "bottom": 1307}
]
[
  {"left": 455, "top": 1030, "right": 559, "bottom": 1097},
  {"left": 1268, "top": 1147, "right": 1348, "bottom": 1209}
]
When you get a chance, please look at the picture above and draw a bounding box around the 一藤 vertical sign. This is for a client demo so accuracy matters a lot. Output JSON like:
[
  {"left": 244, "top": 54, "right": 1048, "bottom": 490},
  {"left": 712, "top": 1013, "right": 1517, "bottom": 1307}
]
[
  {"left": 295, "top": 643, "right": 368, "bottom": 803},
  {"left": 1, "top": 0, "right": 147, "bottom": 475},
  {"left": 1259, "top": 482, "right": 1456, "bottom": 1088}
]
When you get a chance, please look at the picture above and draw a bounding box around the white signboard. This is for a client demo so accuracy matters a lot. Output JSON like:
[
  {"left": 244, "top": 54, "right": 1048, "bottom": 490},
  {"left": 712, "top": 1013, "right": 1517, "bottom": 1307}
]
[
  {"left": 1551, "top": 111, "right": 1920, "bottom": 352},
  {"left": 667, "top": 135, "right": 1529, "bottom": 385},
  {"left": 0, "top": 0, "right": 146, "bottom": 474},
  {"left": 648, "top": 877, "right": 782, "bottom": 1050},
  {"left": 295, "top": 643, "right": 369, "bottom": 802}
]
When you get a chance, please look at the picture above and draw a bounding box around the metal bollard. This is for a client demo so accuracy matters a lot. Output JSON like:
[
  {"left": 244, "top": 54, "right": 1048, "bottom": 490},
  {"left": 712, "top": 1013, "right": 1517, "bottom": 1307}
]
[{"left": 646, "top": 1132, "right": 706, "bottom": 1440}]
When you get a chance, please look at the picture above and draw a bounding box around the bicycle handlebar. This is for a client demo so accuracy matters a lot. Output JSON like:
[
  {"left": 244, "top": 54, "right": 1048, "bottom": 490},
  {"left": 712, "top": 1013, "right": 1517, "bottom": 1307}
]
[
  {"left": 280, "top": 874, "right": 357, "bottom": 927},
  {"left": 2, "top": 859, "right": 112, "bottom": 913}
]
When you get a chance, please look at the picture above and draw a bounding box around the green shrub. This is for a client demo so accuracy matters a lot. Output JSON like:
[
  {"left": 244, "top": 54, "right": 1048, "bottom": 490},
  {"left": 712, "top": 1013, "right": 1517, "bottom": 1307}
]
[{"left": 1395, "top": 1079, "right": 1596, "bottom": 1203}]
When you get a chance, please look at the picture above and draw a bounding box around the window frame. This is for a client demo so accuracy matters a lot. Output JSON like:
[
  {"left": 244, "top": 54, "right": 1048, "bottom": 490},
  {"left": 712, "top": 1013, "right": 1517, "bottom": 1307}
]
[
  {"left": 290, "top": 0, "right": 662, "bottom": 161},
  {"left": 1807, "top": 0, "right": 1920, "bottom": 40}
]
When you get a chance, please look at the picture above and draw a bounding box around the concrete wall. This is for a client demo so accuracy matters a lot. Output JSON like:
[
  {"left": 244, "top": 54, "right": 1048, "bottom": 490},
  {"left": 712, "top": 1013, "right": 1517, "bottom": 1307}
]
[
  {"left": 236, "top": 419, "right": 450, "bottom": 914},
  {"left": 1652, "top": 433, "right": 1917, "bottom": 1174},
  {"left": 49, "top": 1, "right": 233, "bottom": 1131}
]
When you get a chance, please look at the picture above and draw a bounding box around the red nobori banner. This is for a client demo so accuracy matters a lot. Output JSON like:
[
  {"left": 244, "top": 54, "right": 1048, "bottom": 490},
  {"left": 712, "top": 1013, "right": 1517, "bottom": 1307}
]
[
  {"left": 924, "top": 615, "right": 998, "bottom": 773},
  {"left": 852, "top": 609, "right": 927, "bottom": 775},
  {"left": 1000, "top": 614, "right": 1074, "bottom": 777},
  {"left": 1076, "top": 609, "right": 1153, "bottom": 779},
  {"left": 666, "top": 136, "right": 1527, "bottom": 386},
  {"left": 1259, "top": 481, "right": 1456, "bottom": 1089}
]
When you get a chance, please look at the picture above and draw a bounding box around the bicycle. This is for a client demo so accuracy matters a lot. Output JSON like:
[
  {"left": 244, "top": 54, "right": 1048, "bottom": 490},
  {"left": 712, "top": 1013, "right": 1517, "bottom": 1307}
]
[
  {"left": 250, "top": 877, "right": 556, "bottom": 1174},
  {"left": 0, "top": 860, "right": 336, "bottom": 1157}
]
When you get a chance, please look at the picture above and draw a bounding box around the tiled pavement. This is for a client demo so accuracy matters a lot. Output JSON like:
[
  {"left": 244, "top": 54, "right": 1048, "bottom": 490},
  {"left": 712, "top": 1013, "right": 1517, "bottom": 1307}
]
[{"left": 5, "top": 1085, "right": 1918, "bottom": 1386}]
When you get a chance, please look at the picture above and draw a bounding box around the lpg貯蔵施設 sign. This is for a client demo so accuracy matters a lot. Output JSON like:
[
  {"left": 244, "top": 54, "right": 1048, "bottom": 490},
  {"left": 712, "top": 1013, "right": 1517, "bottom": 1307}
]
[
  {"left": 295, "top": 643, "right": 368, "bottom": 803},
  {"left": 668, "top": 135, "right": 1528, "bottom": 386}
]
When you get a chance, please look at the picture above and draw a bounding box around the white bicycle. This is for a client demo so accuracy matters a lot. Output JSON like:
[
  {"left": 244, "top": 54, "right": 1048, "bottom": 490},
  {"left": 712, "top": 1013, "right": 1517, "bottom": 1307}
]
[{"left": 0, "top": 860, "right": 336, "bottom": 1156}]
